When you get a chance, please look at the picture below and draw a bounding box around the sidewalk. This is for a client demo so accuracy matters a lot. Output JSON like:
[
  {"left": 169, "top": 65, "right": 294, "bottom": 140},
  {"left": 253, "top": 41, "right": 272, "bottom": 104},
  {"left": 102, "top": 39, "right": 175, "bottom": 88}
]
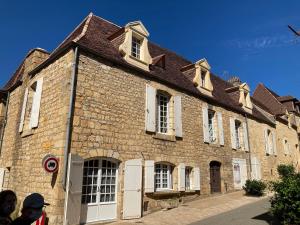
[{"left": 108, "top": 191, "right": 270, "bottom": 225}]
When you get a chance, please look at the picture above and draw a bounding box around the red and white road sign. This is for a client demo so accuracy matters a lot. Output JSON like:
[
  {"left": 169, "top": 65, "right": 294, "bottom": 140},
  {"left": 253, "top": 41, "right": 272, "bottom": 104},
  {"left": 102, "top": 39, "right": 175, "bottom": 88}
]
[{"left": 42, "top": 155, "right": 59, "bottom": 173}]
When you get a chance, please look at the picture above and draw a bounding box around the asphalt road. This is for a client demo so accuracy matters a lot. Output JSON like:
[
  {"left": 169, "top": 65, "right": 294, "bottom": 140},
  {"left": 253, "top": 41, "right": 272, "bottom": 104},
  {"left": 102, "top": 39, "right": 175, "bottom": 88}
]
[{"left": 190, "top": 198, "right": 280, "bottom": 225}]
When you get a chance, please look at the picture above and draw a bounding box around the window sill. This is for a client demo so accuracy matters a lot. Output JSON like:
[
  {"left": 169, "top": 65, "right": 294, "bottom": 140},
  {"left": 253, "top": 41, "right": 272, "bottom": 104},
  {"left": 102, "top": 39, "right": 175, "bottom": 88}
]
[
  {"left": 129, "top": 55, "right": 148, "bottom": 65},
  {"left": 184, "top": 190, "right": 198, "bottom": 194},
  {"left": 153, "top": 133, "right": 176, "bottom": 142},
  {"left": 20, "top": 129, "right": 34, "bottom": 138},
  {"left": 207, "top": 142, "right": 221, "bottom": 147},
  {"left": 151, "top": 190, "right": 180, "bottom": 197}
]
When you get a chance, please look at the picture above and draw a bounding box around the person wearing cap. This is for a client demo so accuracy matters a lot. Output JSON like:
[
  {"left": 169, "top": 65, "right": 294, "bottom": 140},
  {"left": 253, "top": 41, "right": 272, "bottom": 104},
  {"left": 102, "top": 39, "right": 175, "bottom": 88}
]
[{"left": 11, "top": 193, "right": 49, "bottom": 225}]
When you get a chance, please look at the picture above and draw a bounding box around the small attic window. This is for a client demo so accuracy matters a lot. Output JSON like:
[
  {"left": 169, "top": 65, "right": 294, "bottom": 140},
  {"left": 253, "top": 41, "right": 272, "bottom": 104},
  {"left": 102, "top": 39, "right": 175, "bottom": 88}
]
[
  {"left": 131, "top": 36, "right": 141, "bottom": 59},
  {"left": 192, "top": 59, "right": 213, "bottom": 97},
  {"left": 201, "top": 70, "right": 206, "bottom": 87},
  {"left": 118, "top": 21, "right": 152, "bottom": 71}
]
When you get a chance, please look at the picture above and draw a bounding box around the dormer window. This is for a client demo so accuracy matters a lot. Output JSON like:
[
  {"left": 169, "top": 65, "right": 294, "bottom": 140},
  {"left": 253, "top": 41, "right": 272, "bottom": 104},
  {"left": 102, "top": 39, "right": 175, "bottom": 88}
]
[
  {"left": 201, "top": 70, "right": 206, "bottom": 87},
  {"left": 131, "top": 36, "right": 141, "bottom": 59},
  {"left": 238, "top": 83, "right": 253, "bottom": 113},
  {"left": 193, "top": 59, "right": 213, "bottom": 96},
  {"left": 118, "top": 21, "right": 152, "bottom": 71}
]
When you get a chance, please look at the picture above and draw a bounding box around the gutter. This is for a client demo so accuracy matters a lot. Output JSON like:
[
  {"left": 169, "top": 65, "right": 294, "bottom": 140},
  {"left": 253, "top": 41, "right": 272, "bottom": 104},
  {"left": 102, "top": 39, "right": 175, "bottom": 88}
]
[
  {"left": 0, "top": 92, "right": 10, "bottom": 155},
  {"left": 62, "top": 46, "right": 79, "bottom": 190},
  {"left": 244, "top": 113, "right": 253, "bottom": 179}
]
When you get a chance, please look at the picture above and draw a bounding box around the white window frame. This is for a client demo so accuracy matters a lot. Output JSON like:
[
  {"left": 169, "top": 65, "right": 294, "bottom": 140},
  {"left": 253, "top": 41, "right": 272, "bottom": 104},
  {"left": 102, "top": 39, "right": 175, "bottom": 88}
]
[
  {"left": 185, "top": 167, "right": 192, "bottom": 191},
  {"left": 208, "top": 110, "right": 216, "bottom": 143},
  {"left": 201, "top": 70, "right": 206, "bottom": 87},
  {"left": 267, "top": 130, "right": 273, "bottom": 155},
  {"left": 131, "top": 36, "right": 141, "bottom": 59},
  {"left": 155, "top": 163, "right": 172, "bottom": 191},
  {"left": 235, "top": 120, "right": 241, "bottom": 149},
  {"left": 284, "top": 139, "right": 289, "bottom": 155},
  {"left": 157, "top": 92, "right": 170, "bottom": 134}
]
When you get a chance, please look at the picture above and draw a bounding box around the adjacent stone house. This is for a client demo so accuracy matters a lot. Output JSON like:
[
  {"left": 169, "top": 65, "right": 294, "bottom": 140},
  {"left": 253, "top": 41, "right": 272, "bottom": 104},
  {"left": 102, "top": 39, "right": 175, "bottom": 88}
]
[{"left": 0, "top": 13, "right": 299, "bottom": 225}]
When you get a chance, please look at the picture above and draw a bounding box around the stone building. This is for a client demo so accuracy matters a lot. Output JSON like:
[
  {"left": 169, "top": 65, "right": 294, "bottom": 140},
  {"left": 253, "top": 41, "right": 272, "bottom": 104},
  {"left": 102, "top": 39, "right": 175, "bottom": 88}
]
[{"left": 0, "top": 13, "right": 299, "bottom": 225}]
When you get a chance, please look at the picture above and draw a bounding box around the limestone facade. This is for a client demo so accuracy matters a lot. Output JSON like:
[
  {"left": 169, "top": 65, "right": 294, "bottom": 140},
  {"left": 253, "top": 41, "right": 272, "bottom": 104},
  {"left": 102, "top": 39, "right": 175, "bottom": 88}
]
[{"left": 0, "top": 14, "right": 299, "bottom": 225}]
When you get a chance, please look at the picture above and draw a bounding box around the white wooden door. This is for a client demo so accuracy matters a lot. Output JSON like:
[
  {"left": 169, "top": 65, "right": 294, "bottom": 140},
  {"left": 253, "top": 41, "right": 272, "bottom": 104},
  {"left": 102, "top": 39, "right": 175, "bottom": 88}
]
[
  {"left": 64, "top": 154, "right": 84, "bottom": 225},
  {"left": 80, "top": 159, "right": 118, "bottom": 223},
  {"left": 123, "top": 159, "right": 142, "bottom": 219}
]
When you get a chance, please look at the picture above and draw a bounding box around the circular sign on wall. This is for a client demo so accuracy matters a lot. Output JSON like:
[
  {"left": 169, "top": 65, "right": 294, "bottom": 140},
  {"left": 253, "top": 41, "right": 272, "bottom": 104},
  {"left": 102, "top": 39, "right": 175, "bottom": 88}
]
[{"left": 42, "top": 154, "right": 59, "bottom": 173}]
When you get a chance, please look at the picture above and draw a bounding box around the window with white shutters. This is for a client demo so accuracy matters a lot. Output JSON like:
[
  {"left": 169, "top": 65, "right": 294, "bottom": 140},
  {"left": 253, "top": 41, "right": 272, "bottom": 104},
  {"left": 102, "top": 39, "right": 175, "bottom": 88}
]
[
  {"left": 208, "top": 110, "right": 216, "bottom": 143},
  {"left": 283, "top": 139, "right": 289, "bottom": 155},
  {"left": 145, "top": 85, "right": 183, "bottom": 137},
  {"left": 19, "top": 78, "right": 43, "bottom": 133},
  {"left": 185, "top": 167, "right": 192, "bottom": 191},
  {"left": 155, "top": 163, "right": 172, "bottom": 190},
  {"left": 235, "top": 120, "right": 242, "bottom": 149},
  {"left": 157, "top": 92, "right": 170, "bottom": 134}
]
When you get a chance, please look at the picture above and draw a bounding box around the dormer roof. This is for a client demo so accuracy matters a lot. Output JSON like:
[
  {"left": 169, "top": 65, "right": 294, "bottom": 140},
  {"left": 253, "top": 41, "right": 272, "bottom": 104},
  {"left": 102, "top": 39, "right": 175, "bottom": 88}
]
[
  {"left": 196, "top": 58, "right": 211, "bottom": 70},
  {"left": 125, "top": 21, "right": 149, "bottom": 37}
]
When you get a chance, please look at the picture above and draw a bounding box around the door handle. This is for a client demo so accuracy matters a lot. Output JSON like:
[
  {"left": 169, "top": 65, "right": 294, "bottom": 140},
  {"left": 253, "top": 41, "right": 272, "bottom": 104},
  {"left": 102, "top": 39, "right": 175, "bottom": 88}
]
[{"left": 137, "top": 189, "right": 141, "bottom": 192}]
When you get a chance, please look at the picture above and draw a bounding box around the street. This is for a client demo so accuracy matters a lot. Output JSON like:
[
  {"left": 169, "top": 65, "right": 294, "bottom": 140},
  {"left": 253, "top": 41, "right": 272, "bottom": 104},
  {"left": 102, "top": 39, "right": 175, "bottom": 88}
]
[{"left": 190, "top": 198, "right": 280, "bottom": 225}]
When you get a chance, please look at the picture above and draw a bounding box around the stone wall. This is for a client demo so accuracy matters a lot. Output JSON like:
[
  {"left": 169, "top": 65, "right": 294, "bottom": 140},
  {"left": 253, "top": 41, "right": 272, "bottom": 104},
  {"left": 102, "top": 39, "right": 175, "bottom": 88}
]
[
  {"left": 0, "top": 49, "right": 74, "bottom": 224},
  {"left": 71, "top": 51, "right": 252, "bottom": 218}
]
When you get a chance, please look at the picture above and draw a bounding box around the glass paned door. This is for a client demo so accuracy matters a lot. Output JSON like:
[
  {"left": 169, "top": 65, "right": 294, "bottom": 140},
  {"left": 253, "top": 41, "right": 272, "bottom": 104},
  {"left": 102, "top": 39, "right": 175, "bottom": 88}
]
[{"left": 81, "top": 159, "right": 118, "bottom": 223}]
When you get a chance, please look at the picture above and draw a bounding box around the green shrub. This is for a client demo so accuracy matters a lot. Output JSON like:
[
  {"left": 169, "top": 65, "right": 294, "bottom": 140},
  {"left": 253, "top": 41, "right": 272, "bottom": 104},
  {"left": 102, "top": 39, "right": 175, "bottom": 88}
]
[
  {"left": 277, "top": 164, "right": 295, "bottom": 178},
  {"left": 270, "top": 165, "right": 300, "bottom": 225},
  {"left": 243, "top": 179, "right": 266, "bottom": 196}
]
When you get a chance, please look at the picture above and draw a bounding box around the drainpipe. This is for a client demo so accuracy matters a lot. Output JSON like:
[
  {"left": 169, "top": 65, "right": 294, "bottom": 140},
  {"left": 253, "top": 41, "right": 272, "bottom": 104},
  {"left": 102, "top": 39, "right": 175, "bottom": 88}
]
[
  {"left": 244, "top": 113, "right": 252, "bottom": 179},
  {"left": 62, "top": 46, "right": 79, "bottom": 190},
  {"left": 0, "top": 92, "right": 10, "bottom": 156}
]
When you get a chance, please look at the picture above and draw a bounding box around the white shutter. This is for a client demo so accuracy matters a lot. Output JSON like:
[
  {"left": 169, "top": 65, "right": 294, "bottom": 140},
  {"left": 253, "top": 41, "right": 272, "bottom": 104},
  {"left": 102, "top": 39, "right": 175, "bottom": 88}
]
[
  {"left": 123, "top": 159, "right": 142, "bottom": 219},
  {"left": 250, "top": 157, "right": 257, "bottom": 180},
  {"left": 0, "top": 168, "right": 5, "bottom": 191},
  {"left": 63, "top": 154, "right": 84, "bottom": 225},
  {"left": 30, "top": 78, "right": 43, "bottom": 128},
  {"left": 272, "top": 132, "right": 277, "bottom": 156},
  {"left": 174, "top": 96, "right": 183, "bottom": 138},
  {"left": 202, "top": 106, "right": 209, "bottom": 143},
  {"left": 178, "top": 163, "right": 186, "bottom": 191},
  {"left": 193, "top": 167, "right": 200, "bottom": 191},
  {"left": 240, "top": 159, "right": 248, "bottom": 187},
  {"left": 257, "top": 159, "right": 262, "bottom": 180},
  {"left": 243, "top": 122, "right": 249, "bottom": 152},
  {"left": 145, "top": 84, "right": 156, "bottom": 132},
  {"left": 230, "top": 118, "right": 237, "bottom": 149},
  {"left": 217, "top": 112, "right": 224, "bottom": 146},
  {"left": 251, "top": 157, "right": 262, "bottom": 180},
  {"left": 264, "top": 129, "right": 269, "bottom": 154},
  {"left": 144, "top": 160, "right": 154, "bottom": 193},
  {"left": 19, "top": 88, "right": 28, "bottom": 132}
]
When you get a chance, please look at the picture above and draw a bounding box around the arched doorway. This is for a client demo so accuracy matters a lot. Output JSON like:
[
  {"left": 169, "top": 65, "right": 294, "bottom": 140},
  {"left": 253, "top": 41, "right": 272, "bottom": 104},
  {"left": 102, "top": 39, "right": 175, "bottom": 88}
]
[
  {"left": 80, "top": 158, "right": 119, "bottom": 223},
  {"left": 210, "top": 161, "right": 221, "bottom": 193}
]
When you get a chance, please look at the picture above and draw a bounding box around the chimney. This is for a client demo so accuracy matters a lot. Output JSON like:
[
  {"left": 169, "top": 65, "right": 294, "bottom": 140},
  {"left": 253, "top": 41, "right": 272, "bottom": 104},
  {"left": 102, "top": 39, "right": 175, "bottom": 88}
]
[
  {"left": 24, "top": 48, "right": 50, "bottom": 74},
  {"left": 228, "top": 76, "right": 241, "bottom": 87}
]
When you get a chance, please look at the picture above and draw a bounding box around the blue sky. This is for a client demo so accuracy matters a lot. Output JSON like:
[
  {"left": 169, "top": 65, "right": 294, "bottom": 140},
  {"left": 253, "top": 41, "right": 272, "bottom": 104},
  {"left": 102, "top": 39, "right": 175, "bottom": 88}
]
[{"left": 1, "top": 0, "right": 299, "bottom": 97}]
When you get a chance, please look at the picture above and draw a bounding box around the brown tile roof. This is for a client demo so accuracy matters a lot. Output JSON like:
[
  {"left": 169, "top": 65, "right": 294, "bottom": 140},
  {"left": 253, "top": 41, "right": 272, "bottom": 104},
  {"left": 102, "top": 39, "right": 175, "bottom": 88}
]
[
  {"left": 277, "top": 95, "right": 296, "bottom": 102},
  {"left": 253, "top": 83, "right": 287, "bottom": 115},
  {"left": 14, "top": 13, "right": 276, "bottom": 124}
]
